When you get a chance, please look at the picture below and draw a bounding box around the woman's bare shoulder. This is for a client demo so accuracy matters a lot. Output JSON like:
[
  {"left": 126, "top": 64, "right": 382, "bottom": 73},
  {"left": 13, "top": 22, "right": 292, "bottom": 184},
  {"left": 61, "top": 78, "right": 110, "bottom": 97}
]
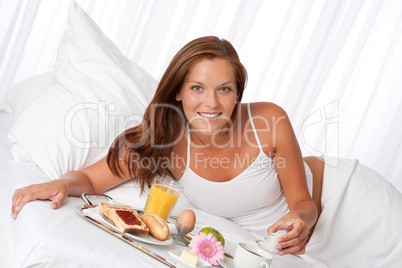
[
  {"left": 245, "top": 102, "right": 288, "bottom": 119},
  {"left": 240, "top": 102, "right": 290, "bottom": 148}
]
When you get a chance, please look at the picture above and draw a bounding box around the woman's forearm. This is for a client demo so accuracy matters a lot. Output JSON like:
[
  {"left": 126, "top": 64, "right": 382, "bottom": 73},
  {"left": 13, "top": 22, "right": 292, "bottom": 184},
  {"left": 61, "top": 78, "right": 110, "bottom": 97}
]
[
  {"left": 59, "top": 170, "right": 95, "bottom": 197},
  {"left": 290, "top": 199, "right": 318, "bottom": 229}
]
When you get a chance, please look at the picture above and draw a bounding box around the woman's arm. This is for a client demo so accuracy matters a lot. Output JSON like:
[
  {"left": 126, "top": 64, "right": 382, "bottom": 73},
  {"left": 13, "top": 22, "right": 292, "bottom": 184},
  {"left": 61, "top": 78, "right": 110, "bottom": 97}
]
[
  {"left": 253, "top": 102, "right": 318, "bottom": 255},
  {"left": 11, "top": 157, "right": 131, "bottom": 219}
]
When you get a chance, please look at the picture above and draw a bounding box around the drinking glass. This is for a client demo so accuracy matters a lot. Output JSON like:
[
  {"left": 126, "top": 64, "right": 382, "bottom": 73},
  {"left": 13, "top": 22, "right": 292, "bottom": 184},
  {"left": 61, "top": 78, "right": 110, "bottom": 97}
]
[{"left": 143, "top": 176, "right": 183, "bottom": 221}]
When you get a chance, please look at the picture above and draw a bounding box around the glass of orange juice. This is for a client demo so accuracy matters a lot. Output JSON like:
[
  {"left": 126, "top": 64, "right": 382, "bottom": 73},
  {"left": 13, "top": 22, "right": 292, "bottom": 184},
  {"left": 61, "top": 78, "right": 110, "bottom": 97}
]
[{"left": 143, "top": 176, "right": 183, "bottom": 221}]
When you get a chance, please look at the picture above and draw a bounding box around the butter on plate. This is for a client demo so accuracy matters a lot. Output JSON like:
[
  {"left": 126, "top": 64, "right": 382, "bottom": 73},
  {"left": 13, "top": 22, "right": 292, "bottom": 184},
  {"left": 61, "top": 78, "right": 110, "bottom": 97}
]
[
  {"left": 168, "top": 250, "right": 212, "bottom": 268},
  {"left": 180, "top": 249, "right": 199, "bottom": 266}
]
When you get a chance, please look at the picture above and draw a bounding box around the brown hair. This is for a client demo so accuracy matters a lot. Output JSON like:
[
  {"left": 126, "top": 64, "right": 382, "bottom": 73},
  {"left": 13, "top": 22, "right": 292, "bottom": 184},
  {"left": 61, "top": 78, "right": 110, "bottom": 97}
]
[{"left": 107, "top": 36, "right": 247, "bottom": 193}]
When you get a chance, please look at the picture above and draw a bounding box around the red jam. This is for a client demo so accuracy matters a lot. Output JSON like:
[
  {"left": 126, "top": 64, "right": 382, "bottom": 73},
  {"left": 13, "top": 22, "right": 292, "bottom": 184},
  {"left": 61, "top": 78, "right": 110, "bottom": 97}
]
[{"left": 115, "top": 210, "right": 141, "bottom": 226}]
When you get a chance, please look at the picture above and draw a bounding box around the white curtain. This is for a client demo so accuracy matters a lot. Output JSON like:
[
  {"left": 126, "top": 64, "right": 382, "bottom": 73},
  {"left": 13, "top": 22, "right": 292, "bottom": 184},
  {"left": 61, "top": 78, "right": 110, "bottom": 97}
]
[{"left": 1, "top": 0, "right": 401, "bottom": 191}]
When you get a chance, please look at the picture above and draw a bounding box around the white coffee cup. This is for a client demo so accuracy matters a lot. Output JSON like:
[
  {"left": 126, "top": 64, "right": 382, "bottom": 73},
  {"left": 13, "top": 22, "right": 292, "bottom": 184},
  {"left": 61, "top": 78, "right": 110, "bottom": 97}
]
[
  {"left": 265, "top": 232, "right": 281, "bottom": 254},
  {"left": 234, "top": 243, "right": 273, "bottom": 268}
]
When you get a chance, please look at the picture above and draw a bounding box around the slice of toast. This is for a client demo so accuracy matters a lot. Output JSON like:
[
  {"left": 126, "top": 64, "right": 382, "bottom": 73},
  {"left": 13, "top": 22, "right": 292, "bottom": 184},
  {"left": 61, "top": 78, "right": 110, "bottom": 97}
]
[{"left": 98, "top": 202, "right": 149, "bottom": 235}]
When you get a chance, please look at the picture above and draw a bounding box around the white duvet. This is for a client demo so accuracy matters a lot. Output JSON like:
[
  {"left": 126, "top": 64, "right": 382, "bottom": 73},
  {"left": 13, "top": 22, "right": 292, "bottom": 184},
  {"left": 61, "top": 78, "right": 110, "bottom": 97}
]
[{"left": 303, "top": 156, "right": 402, "bottom": 267}]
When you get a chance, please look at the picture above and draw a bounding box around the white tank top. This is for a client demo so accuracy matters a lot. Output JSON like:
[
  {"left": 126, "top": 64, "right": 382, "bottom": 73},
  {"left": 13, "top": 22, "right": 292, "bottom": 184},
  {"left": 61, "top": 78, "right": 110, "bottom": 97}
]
[{"left": 178, "top": 103, "right": 312, "bottom": 241}]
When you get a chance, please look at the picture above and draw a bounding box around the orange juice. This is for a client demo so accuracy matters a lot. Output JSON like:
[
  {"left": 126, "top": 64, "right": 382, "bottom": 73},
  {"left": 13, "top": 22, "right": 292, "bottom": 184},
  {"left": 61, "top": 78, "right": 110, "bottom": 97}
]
[{"left": 143, "top": 184, "right": 180, "bottom": 221}]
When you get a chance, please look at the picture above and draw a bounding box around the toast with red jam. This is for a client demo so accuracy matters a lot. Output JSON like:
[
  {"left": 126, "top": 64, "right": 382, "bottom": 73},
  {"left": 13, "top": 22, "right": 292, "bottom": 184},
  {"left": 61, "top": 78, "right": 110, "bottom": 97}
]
[{"left": 98, "top": 202, "right": 149, "bottom": 235}]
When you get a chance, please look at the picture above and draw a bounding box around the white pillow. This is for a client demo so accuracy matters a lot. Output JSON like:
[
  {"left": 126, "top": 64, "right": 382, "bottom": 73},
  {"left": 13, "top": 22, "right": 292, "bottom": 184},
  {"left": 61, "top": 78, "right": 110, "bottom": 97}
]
[
  {"left": 0, "top": 72, "right": 52, "bottom": 117},
  {"left": 7, "top": 1, "right": 158, "bottom": 179}
]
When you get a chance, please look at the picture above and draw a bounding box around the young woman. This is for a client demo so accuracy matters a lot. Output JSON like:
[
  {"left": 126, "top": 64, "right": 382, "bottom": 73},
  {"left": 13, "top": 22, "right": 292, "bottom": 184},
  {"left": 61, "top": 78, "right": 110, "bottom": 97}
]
[{"left": 12, "top": 36, "right": 325, "bottom": 256}]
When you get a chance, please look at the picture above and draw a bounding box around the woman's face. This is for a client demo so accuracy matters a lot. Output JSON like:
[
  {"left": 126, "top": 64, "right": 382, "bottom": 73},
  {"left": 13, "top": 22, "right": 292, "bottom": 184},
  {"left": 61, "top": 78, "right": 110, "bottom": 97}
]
[{"left": 176, "top": 58, "right": 238, "bottom": 136}]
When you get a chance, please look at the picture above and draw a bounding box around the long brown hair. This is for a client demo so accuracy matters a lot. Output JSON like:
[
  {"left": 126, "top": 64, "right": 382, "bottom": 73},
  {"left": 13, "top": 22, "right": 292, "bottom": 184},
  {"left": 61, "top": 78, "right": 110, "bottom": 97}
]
[{"left": 107, "top": 36, "right": 247, "bottom": 193}]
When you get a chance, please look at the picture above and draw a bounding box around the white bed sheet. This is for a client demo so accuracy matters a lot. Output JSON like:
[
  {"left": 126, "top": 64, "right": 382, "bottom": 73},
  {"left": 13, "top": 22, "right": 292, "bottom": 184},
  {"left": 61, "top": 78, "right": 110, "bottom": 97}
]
[
  {"left": 0, "top": 114, "right": 15, "bottom": 268},
  {"left": 0, "top": 112, "right": 311, "bottom": 268}
]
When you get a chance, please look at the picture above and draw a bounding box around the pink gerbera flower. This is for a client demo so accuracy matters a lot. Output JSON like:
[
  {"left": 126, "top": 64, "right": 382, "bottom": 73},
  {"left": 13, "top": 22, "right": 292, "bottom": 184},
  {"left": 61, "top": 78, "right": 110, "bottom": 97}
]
[{"left": 189, "top": 232, "right": 225, "bottom": 266}]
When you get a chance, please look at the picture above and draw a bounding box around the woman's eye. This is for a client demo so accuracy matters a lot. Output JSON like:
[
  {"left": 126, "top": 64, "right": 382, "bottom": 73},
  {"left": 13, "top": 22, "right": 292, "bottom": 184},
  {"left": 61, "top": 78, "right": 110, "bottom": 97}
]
[
  {"left": 192, "top": 86, "right": 202, "bottom": 91},
  {"left": 220, "top": 87, "right": 230, "bottom": 92}
]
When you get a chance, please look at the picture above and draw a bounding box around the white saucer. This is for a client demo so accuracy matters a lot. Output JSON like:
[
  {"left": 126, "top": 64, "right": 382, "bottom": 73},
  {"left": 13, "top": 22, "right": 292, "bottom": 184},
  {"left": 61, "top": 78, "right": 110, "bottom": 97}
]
[
  {"left": 219, "top": 257, "right": 234, "bottom": 268},
  {"left": 169, "top": 250, "right": 212, "bottom": 267}
]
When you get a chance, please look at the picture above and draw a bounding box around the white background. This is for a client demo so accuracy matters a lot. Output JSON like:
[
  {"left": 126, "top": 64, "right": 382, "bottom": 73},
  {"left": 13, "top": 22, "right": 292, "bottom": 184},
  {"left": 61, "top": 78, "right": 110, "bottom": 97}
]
[{"left": 1, "top": 0, "right": 401, "bottom": 192}]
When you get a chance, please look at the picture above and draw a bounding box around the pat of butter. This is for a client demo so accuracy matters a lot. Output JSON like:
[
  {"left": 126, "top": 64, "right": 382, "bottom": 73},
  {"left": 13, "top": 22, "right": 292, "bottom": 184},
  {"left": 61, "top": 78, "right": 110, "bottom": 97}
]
[{"left": 180, "top": 249, "right": 199, "bottom": 266}]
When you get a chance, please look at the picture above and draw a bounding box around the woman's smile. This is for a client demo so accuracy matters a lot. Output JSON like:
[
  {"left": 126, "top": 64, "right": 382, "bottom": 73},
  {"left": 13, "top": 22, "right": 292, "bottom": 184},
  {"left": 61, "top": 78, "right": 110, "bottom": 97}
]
[{"left": 197, "top": 112, "right": 223, "bottom": 120}]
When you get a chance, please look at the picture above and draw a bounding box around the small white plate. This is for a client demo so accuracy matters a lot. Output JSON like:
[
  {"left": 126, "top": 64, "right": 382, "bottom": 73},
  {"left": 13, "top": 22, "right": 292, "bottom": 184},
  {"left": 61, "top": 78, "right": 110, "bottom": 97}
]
[
  {"left": 82, "top": 207, "right": 173, "bottom": 246},
  {"left": 218, "top": 257, "right": 234, "bottom": 268},
  {"left": 169, "top": 250, "right": 212, "bottom": 268}
]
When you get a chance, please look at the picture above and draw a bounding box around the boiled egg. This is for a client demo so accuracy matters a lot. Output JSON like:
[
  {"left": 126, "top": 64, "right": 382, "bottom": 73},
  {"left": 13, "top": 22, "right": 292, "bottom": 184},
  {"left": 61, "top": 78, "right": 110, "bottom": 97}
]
[{"left": 177, "top": 209, "right": 196, "bottom": 228}]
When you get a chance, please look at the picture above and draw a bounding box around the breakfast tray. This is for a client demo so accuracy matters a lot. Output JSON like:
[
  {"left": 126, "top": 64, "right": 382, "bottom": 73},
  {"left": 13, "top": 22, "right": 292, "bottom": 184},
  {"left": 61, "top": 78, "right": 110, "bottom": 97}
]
[{"left": 79, "top": 193, "right": 177, "bottom": 267}]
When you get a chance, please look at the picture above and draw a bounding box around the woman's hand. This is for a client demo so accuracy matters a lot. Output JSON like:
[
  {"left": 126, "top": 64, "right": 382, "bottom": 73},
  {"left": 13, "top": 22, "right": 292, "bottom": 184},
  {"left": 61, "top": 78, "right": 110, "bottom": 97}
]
[
  {"left": 11, "top": 158, "right": 132, "bottom": 219},
  {"left": 267, "top": 211, "right": 310, "bottom": 256},
  {"left": 11, "top": 179, "right": 70, "bottom": 220}
]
